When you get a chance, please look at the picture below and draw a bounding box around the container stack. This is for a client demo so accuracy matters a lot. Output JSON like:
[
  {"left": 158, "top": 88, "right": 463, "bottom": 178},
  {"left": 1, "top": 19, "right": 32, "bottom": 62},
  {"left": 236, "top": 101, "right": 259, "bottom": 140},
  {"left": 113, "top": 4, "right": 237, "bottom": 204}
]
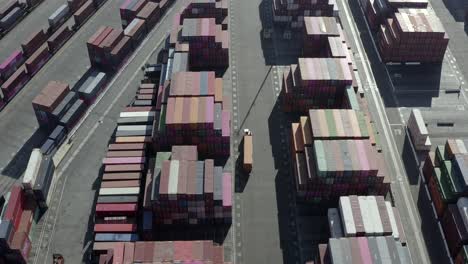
[
  {"left": 32, "top": 81, "right": 72, "bottom": 130},
  {"left": 316, "top": 236, "right": 412, "bottom": 264},
  {"left": 169, "top": 17, "right": 229, "bottom": 72},
  {"left": 136, "top": 2, "right": 161, "bottom": 32},
  {"left": 407, "top": 109, "right": 431, "bottom": 151},
  {"left": 378, "top": 8, "right": 449, "bottom": 63},
  {"left": 272, "top": 0, "right": 337, "bottom": 30},
  {"left": 302, "top": 16, "right": 340, "bottom": 57},
  {"left": 119, "top": 0, "right": 147, "bottom": 28},
  {"left": 153, "top": 71, "right": 229, "bottom": 157},
  {"left": 281, "top": 58, "right": 353, "bottom": 112},
  {"left": 92, "top": 240, "right": 228, "bottom": 263},
  {"left": 0, "top": 50, "right": 24, "bottom": 84},
  {"left": 290, "top": 109, "right": 389, "bottom": 202},
  {"left": 422, "top": 139, "right": 468, "bottom": 261},
  {"left": 0, "top": 185, "right": 39, "bottom": 264},
  {"left": 149, "top": 145, "right": 232, "bottom": 226},
  {"left": 92, "top": 110, "right": 153, "bottom": 241},
  {"left": 87, "top": 26, "right": 137, "bottom": 70},
  {"left": 178, "top": 0, "right": 228, "bottom": 25}
]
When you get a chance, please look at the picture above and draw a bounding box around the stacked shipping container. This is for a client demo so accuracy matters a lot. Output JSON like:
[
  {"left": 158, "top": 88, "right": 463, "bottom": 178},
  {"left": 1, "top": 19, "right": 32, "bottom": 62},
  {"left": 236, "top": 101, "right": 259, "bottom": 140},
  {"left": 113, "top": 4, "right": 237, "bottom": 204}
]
[
  {"left": 272, "top": 0, "right": 337, "bottom": 30},
  {"left": 153, "top": 70, "right": 229, "bottom": 157},
  {"left": 407, "top": 109, "right": 431, "bottom": 151},
  {"left": 316, "top": 236, "right": 412, "bottom": 264},
  {"left": 169, "top": 16, "right": 229, "bottom": 72},
  {"left": 423, "top": 139, "right": 468, "bottom": 260},
  {"left": 148, "top": 145, "right": 232, "bottom": 225},
  {"left": 93, "top": 240, "right": 228, "bottom": 263},
  {"left": 281, "top": 57, "right": 353, "bottom": 112},
  {"left": 378, "top": 8, "right": 449, "bottom": 63}
]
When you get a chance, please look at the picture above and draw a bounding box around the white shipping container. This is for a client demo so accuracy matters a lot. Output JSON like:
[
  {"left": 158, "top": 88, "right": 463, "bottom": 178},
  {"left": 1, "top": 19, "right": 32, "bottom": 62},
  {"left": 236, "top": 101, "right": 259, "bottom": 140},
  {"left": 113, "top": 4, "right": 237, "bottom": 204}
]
[
  {"left": 119, "top": 111, "right": 155, "bottom": 118},
  {"left": 117, "top": 125, "right": 152, "bottom": 132},
  {"left": 358, "top": 196, "right": 372, "bottom": 235},
  {"left": 385, "top": 201, "right": 400, "bottom": 241},
  {"left": 376, "top": 237, "right": 392, "bottom": 263},
  {"left": 369, "top": 196, "right": 384, "bottom": 235},
  {"left": 124, "top": 18, "right": 142, "bottom": 36},
  {"left": 168, "top": 160, "right": 179, "bottom": 199},
  {"left": 23, "top": 149, "right": 43, "bottom": 190},
  {"left": 328, "top": 208, "right": 344, "bottom": 238},
  {"left": 48, "top": 4, "right": 70, "bottom": 27},
  {"left": 456, "top": 139, "right": 468, "bottom": 154},
  {"left": 99, "top": 187, "right": 140, "bottom": 195},
  {"left": 339, "top": 196, "right": 356, "bottom": 236}
]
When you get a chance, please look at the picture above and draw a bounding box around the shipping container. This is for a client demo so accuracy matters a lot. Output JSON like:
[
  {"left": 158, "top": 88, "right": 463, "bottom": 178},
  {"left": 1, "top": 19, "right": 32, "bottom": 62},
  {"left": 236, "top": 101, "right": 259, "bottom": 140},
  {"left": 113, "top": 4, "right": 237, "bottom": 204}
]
[
  {"left": 32, "top": 81, "right": 70, "bottom": 127},
  {"left": 21, "top": 29, "right": 47, "bottom": 58},
  {"left": 23, "top": 149, "right": 43, "bottom": 190},
  {"left": 51, "top": 91, "right": 78, "bottom": 122},
  {"left": 136, "top": 2, "right": 160, "bottom": 32},
  {"left": 77, "top": 70, "right": 107, "bottom": 104},
  {"left": 124, "top": 18, "right": 146, "bottom": 47},
  {"left": 32, "top": 154, "right": 55, "bottom": 204},
  {"left": 0, "top": 50, "right": 24, "bottom": 81},
  {"left": 24, "top": 44, "right": 50, "bottom": 75},
  {"left": 67, "top": 0, "right": 88, "bottom": 12},
  {"left": 0, "top": 0, "right": 19, "bottom": 20},
  {"left": 73, "top": 0, "right": 96, "bottom": 26},
  {"left": 47, "top": 24, "right": 73, "bottom": 53},
  {"left": 59, "top": 98, "right": 87, "bottom": 130},
  {"left": 48, "top": 4, "right": 70, "bottom": 29},
  {"left": 0, "top": 7, "right": 24, "bottom": 31}
]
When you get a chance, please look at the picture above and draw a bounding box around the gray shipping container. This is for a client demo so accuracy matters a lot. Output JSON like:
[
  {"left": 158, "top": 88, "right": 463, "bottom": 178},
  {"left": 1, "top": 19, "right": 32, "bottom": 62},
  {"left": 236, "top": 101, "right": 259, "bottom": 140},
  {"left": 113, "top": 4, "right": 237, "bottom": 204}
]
[
  {"left": 49, "top": 125, "right": 66, "bottom": 146},
  {"left": 51, "top": 91, "right": 78, "bottom": 120},
  {"left": 396, "top": 243, "right": 412, "bottom": 264},
  {"left": 385, "top": 236, "right": 401, "bottom": 264},
  {"left": 33, "top": 154, "right": 55, "bottom": 203},
  {"left": 329, "top": 239, "right": 344, "bottom": 264},
  {"left": 172, "top": 52, "right": 188, "bottom": 75},
  {"left": 40, "top": 139, "right": 57, "bottom": 156},
  {"left": 77, "top": 71, "right": 107, "bottom": 101},
  {"left": 133, "top": 100, "right": 152, "bottom": 106},
  {"left": 214, "top": 166, "right": 223, "bottom": 203},
  {"left": 59, "top": 99, "right": 86, "bottom": 130},
  {"left": 214, "top": 103, "right": 222, "bottom": 131},
  {"left": 328, "top": 208, "right": 344, "bottom": 238},
  {"left": 0, "top": 220, "right": 13, "bottom": 242},
  {"left": 48, "top": 4, "right": 70, "bottom": 28},
  {"left": 368, "top": 237, "right": 382, "bottom": 264},
  {"left": 151, "top": 168, "right": 161, "bottom": 201},
  {"left": 0, "top": 7, "right": 23, "bottom": 30},
  {"left": 97, "top": 195, "right": 139, "bottom": 204},
  {"left": 195, "top": 161, "right": 204, "bottom": 197},
  {"left": 376, "top": 237, "right": 391, "bottom": 264}
]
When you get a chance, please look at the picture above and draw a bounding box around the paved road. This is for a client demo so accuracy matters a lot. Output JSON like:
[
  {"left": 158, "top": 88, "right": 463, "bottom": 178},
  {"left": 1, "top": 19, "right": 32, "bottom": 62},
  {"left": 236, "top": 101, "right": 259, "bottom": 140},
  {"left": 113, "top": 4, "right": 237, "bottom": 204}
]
[
  {"left": 0, "top": 0, "right": 123, "bottom": 195},
  {"left": 0, "top": 0, "right": 66, "bottom": 60}
]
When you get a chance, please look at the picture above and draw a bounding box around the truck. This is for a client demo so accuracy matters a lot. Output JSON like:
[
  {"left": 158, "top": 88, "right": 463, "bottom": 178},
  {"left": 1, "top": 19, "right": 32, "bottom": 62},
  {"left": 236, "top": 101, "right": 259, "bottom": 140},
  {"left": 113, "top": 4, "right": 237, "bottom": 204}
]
[{"left": 243, "top": 129, "right": 252, "bottom": 173}]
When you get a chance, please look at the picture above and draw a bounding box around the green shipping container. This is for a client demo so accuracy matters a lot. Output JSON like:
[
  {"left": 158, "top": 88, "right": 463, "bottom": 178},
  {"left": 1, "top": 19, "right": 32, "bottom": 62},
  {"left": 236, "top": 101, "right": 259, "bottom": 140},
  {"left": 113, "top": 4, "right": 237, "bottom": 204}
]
[{"left": 433, "top": 167, "right": 455, "bottom": 202}]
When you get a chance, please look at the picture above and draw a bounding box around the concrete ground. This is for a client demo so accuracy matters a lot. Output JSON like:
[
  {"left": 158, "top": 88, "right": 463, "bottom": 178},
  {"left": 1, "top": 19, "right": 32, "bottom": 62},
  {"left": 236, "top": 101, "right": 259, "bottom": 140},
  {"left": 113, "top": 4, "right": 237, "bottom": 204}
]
[{"left": 0, "top": 0, "right": 67, "bottom": 60}]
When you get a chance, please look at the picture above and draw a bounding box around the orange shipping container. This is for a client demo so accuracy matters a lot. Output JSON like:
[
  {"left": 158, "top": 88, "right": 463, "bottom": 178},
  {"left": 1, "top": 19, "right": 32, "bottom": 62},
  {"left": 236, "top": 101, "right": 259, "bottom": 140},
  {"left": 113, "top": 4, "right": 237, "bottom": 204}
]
[{"left": 243, "top": 135, "right": 253, "bottom": 172}]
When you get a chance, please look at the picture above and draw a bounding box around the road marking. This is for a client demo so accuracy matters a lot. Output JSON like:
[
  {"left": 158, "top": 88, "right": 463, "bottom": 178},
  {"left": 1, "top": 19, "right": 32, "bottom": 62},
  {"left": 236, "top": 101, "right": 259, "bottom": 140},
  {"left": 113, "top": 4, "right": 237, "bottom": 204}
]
[
  {"left": 341, "top": 0, "right": 428, "bottom": 262},
  {"left": 34, "top": 5, "right": 176, "bottom": 262}
]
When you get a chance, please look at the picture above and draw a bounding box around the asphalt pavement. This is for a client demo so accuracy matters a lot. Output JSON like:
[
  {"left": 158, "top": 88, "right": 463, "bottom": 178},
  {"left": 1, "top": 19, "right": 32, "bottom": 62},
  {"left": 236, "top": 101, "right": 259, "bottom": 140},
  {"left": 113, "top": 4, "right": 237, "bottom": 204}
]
[
  {"left": 0, "top": 0, "right": 66, "bottom": 60},
  {"left": 0, "top": 0, "right": 122, "bottom": 196}
]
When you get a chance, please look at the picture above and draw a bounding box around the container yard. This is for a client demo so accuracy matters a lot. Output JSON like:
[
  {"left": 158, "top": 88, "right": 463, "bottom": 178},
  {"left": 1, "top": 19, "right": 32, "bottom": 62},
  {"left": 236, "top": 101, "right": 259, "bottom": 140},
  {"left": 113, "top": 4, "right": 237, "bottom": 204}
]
[{"left": 0, "top": 0, "right": 463, "bottom": 261}]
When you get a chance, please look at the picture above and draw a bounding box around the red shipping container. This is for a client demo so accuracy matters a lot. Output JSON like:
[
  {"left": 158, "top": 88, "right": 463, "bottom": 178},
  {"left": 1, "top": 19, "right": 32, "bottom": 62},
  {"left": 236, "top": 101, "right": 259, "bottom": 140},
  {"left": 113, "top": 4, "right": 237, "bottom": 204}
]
[
  {"left": 1, "top": 66, "right": 28, "bottom": 100},
  {"left": 24, "top": 44, "right": 50, "bottom": 75},
  {"left": 21, "top": 29, "right": 47, "bottom": 57},
  {"left": 94, "top": 223, "right": 137, "bottom": 233},
  {"left": 102, "top": 172, "right": 142, "bottom": 181},
  {"left": 47, "top": 24, "right": 73, "bottom": 53},
  {"left": 95, "top": 203, "right": 138, "bottom": 216},
  {"left": 101, "top": 180, "right": 140, "bottom": 188},
  {"left": 73, "top": 0, "right": 96, "bottom": 26},
  {"left": 3, "top": 185, "right": 24, "bottom": 231}
]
